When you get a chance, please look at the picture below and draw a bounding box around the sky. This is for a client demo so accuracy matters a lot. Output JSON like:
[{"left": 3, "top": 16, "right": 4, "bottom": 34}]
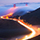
[
  {"left": 0, "top": 0, "right": 40, "bottom": 5},
  {"left": 0, "top": 0, "right": 40, "bottom": 16}
]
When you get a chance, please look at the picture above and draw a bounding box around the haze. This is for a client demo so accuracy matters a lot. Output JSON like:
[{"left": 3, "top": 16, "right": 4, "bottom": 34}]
[{"left": 0, "top": 0, "right": 40, "bottom": 5}]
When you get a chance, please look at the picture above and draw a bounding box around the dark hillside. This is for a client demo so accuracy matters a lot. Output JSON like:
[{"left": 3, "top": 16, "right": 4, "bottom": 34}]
[
  {"left": 0, "top": 19, "right": 31, "bottom": 38},
  {"left": 21, "top": 8, "right": 40, "bottom": 25}
]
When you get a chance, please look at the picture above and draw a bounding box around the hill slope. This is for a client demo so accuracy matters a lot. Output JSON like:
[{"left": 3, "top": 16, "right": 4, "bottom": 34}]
[
  {"left": 21, "top": 8, "right": 40, "bottom": 25},
  {"left": 0, "top": 19, "right": 31, "bottom": 38}
]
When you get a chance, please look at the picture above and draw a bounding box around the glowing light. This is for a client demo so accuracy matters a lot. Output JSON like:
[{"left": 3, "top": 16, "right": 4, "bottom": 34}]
[
  {"left": 14, "top": 4, "right": 16, "bottom": 7},
  {"left": 30, "top": 24, "right": 32, "bottom": 26},
  {"left": 0, "top": 7, "right": 40, "bottom": 40},
  {"left": 16, "top": 38, "right": 18, "bottom": 40},
  {"left": 1, "top": 16, "right": 3, "bottom": 18},
  {"left": 26, "top": 4, "right": 27, "bottom": 6},
  {"left": 7, "top": 12, "right": 13, "bottom": 17},
  {"left": 18, "top": 20, "right": 36, "bottom": 40},
  {"left": 6, "top": 16, "right": 8, "bottom": 18},
  {"left": 38, "top": 28, "right": 40, "bottom": 30},
  {"left": 8, "top": 7, "right": 18, "bottom": 11}
]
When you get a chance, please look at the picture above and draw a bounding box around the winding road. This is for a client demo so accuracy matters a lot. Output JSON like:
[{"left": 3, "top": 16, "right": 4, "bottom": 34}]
[{"left": 0, "top": 7, "right": 40, "bottom": 40}]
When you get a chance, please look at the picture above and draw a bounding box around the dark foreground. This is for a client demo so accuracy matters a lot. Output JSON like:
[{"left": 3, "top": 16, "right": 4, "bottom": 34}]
[
  {"left": 21, "top": 8, "right": 40, "bottom": 25},
  {"left": 0, "top": 19, "right": 31, "bottom": 38}
]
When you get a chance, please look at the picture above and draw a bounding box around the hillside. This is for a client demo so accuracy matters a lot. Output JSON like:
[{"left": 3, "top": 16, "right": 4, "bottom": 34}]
[
  {"left": 21, "top": 8, "right": 40, "bottom": 25},
  {"left": 0, "top": 19, "right": 31, "bottom": 38}
]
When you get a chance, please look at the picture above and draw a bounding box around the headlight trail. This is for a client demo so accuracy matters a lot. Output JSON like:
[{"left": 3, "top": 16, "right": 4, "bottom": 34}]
[
  {"left": 1, "top": 12, "right": 13, "bottom": 18},
  {"left": 0, "top": 16, "right": 40, "bottom": 40},
  {"left": 0, "top": 7, "right": 40, "bottom": 40},
  {"left": 17, "top": 20, "right": 36, "bottom": 40}
]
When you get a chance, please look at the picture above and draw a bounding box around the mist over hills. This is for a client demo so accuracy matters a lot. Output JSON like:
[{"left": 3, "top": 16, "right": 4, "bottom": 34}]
[{"left": 21, "top": 8, "right": 40, "bottom": 25}]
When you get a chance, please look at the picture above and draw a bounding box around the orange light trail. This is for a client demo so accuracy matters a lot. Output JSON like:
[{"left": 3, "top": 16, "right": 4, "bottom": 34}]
[
  {"left": 0, "top": 7, "right": 18, "bottom": 19},
  {"left": 17, "top": 20, "right": 36, "bottom": 40},
  {"left": 1, "top": 12, "right": 13, "bottom": 19},
  {"left": 0, "top": 7, "right": 40, "bottom": 40},
  {"left": 0, "top": 16, "right": 40, "bottom": 40}
]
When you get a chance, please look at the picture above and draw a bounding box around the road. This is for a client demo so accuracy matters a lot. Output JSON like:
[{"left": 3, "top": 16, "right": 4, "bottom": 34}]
[{"left": 0, "top": 7, "right": 40, "bottom": 40}]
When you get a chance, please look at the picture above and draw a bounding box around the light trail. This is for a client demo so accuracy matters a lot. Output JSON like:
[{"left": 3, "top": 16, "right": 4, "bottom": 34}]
[
  {"left": 17, "top": 20, "right": 36, "bottom": 40},
  {"left": 0, "top": 16, "right": 40, "bottom": 40},
  {"left": 1, "top": 12, "right": 13, "bottom": 18},
  {"left": 2, "top": 17, "right": 40, "bottom": 40},
  {"left": 0, "top": 7, "right": 40, "bottom": 40},
  {"left": 0, "top": 15, "right": 39, "bottom": 40}
]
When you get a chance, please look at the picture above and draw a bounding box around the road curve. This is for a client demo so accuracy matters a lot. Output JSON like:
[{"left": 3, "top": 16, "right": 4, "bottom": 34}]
[
  {"left": 0, "top": 7, "right": 40, "bottom": 40},
  {"left": 0, "top": 16, "right": 40, "bottom": 40},
  {"left": 17, "top": 20, "right": 35, "bottom": 40}
]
